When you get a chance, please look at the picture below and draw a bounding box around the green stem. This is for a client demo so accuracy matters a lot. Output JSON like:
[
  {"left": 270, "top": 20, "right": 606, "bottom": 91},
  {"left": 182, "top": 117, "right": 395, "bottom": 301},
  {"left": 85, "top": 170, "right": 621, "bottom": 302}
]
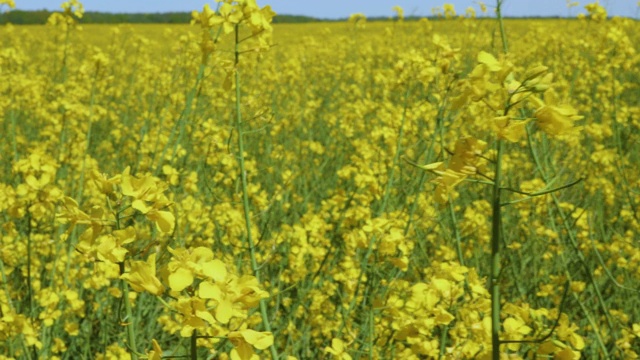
[
  {"left": 490, "top": 140, "right": 503, "bottom": 360},
  {"left": 120, "top": 262, "right": 138, "bottom": 360},
  {"left": 448, "top": 200, "right": 465, "bottom": 267},
  {"left": 490, "top": 3, "right": 508, "bottom": 358},
  {"left": 60, "top": 24, "right": 70, "bottom": 82},
  {"left": 496, "top": 0, "right": 509, "bottom": 54},
  {"left": 26, "top": 209, "right": 33, "bottom": 320},
  {"left": 10, "top": 110, "right": 18, "bottom": 164},
  {"left": 438, "top": 324, "right": 449, "bottom": 360},
  {"left": 191, "top": 330, "right": 197, "bottom": 360},
  {"left": 233, "top": 24, "right": 279, "bottom": 360},
  {"left": 75, "top": 73, "right": 99, "bottom": 201}
]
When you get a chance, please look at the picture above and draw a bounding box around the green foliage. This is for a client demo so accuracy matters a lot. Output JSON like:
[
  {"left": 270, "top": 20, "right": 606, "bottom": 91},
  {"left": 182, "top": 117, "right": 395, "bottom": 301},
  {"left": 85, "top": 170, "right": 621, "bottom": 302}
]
[{"left": 0, "top": 10, "right": 321, "bottom": 24}]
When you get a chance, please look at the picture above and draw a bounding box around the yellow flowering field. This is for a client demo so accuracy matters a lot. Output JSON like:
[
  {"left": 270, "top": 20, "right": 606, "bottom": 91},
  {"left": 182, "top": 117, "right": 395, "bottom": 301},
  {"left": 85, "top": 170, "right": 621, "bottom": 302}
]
[{"left": 1, "top": 1, "right": 639, "bottom": 359}]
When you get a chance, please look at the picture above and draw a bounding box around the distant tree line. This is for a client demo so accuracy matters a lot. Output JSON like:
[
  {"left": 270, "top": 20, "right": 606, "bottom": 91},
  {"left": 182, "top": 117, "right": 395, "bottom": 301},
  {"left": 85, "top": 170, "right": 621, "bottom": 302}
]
[
  {"left": 0, "top": 10, "right": 584, "bottom": 25},
  {"left": 0, "top": 10, "right": 322, "bottom": 25}
]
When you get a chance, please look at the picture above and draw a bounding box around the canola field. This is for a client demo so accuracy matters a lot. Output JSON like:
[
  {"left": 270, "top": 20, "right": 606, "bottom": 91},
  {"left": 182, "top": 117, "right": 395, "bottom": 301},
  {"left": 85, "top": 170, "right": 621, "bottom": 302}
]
[{"left": 1, "top": 1, "right": 639, "bottom": 359}]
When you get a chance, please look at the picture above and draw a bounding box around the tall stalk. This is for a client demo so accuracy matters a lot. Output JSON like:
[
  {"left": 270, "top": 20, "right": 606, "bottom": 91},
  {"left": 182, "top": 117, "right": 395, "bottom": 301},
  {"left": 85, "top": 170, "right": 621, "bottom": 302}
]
[
  {"left": 114, "top": 207, "right": 138, "bottom": 360},
  {"left": 490, "top": 140, "right": 503, "bottom": 360},
  {"left": 233, "top": 24, "right": 279, "bottom": 360},
  {"left": 120, "top": 262, "right": 138, "bottom": 360},
  {"left": 491, "top": 2, "right": 508, "bottom": 359}
]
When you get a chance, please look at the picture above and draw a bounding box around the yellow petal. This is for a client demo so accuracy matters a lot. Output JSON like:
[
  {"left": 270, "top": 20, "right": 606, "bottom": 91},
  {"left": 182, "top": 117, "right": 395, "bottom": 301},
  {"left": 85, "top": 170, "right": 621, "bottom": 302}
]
[
  {"left": 199, "top": 281, "right": 222, "bottom": 300},
  {"left": 331, "top": 338, "right": 346, "bottom": 352},
  {"left": 195, "top": 307, "right": 215, "bottom": 325},
  {"left": 191, "top": 247, "right": 214, "bottom": 263},
  {"left": 554, "top": 348, "right": 580, "bottom": 360},
  {"left": 240, "top": 329, "right": 274, "bottom": 350},
  {"left": 215, "top": 298, "right": 233, "bottom": 324},
  {"left": 477, "top": 51, "right": 501, "bottom": 71},
  {"left": 229, "top": 332, "right": 255, "bottom": 360},
  {"left": 132, "top": 199, "right": 152, "bottom": 213},
  {"left": 148, "top": 210, "right": 175, "bottom": 233},
  {"left": 434, "top": 308, "right": 455, "bottom": 325},
  {"left": 202, "top": 259, "right": 227, "bottom": 282},
  {"left": 168, "top": 267, "right": 194, "bottom": 292}
]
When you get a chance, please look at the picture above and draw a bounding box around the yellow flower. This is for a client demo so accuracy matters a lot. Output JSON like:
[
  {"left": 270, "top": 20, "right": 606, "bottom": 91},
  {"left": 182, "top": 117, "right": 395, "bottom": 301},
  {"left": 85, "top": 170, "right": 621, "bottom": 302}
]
[
  {"left": 61, "top": 0, "right": 84, "bottom": 18},
  {"left": 0, "top": 0, "right": 16, "bottom": 10},
  {"left": 173, "top": 297, "right": 216, "bottom": 337},
  {"left": 121, "top": 167, "right": 175, "bottom": 233},
  {"left": 146, "top": 339, "right": 163, "bottom": 360},
  {"left": 503, "top": 317, "right": 532, "bottom": 350},
  {"left": 165, "top": 247, "right": 227, "bottom": 292},
  {"left": 443, "top": 4, "right": 456, "bottom": 18},
  {"left": 121, "top": 167, "right": 161, "bottom": 201},
  {"left": 392, "top": 6, "right": 404, "bottom": 20},
  {"left": 348, "top": 13, "right": 366, "bottom": 28},
  {"left": 493, "top": 116, "right": 531, "bottom": 142},
  {"left": 245, "top": 3, "right": 276, "bottom": 34},
  {"left": 91, "top": 169, "right": 121, "bottom": 196},
  {"left": 419, "top": 137, "right": 486, "bottom": 204},
  {"left": 324, "top": 338, "right": 352, "bottom": 360},
  {"left": 228, "top": 329, "right": 274, "bottom": 360},
  {"left": 556, "top": 314, "right": 585, "bottom": 350},
  {"left": 584, "top": 1, "right": 607, "bottom": 21},
  {"left": 211, "top": 2, "right": 243, "bottom": 34},
  {"left": 121, "top": 253, "right": 165, "bottom": 296},
  {"left": 199, "top": 280, "right": 234, "bottom": 323},
  {"left": 96, "top": 226, "right": 136, "bottom": 263},
  {"left": 534, "top": 104, "right": 583, "bottom": 136},
  {"left": 191, "top": 3, "right": 216, "bottom": 28},
  {"left": 143, "top": 202, "right": 176, "bottom": 234}
]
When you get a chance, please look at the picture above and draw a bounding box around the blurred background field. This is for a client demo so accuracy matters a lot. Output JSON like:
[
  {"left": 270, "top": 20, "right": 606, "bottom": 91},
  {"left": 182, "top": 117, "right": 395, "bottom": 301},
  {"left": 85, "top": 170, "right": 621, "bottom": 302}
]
[{"left": 1, "top": 2, "right": 640, "bottom": 359}]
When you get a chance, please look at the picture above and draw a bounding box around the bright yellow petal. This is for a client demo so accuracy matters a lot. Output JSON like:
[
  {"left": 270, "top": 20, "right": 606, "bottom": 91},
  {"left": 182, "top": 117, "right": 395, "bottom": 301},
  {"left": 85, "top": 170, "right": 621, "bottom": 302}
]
[
  {"left": 132, "top": 199, "right": 152, "bottom": 213},
  {"left": 202, "top": 259, "right": 227, "bottom": 282},
  {"left": 148, "top": 210, "right": 175, "bottom": 233},
  {"left": 168, "top": 267, "right": 194, "bottom": 292},
  {"left": 215, "top": 298, "right": 233, "bottom": 324},
  {"left": 240, "top": 329, "right": 274, "bottom": 350},
  {"left": 477, "top": 51, "right": 501, "bottom": 71},
  {"left": 199, "top": 281, "right": 222, "bottom": 300}
]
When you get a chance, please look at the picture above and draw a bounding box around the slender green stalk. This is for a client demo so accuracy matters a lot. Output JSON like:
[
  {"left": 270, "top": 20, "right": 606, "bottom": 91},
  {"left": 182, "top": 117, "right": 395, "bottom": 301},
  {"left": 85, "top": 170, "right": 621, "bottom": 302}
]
[
  {"left": 60, "top": 24, "right": 71, "bottom": 82},
  {"left": 490, "top": 140, "right": 503, "bottom": 360},
  {"left": 119, "top": 262, "right": 138, "bottom": 360},
  {"left": 448, "top": 200, "right": 465, "bottom": 267},
  {"left": 496, "top": 0, "right": 509, "bottom": 54},
  {"left": 368, "top": 310, "right": 374, "bottom": 360},
  {"left": 490, "top": 4, "right": 508, "bottom": 359},
  {"left": 75, "top": 70, "right": 99, "bottom": 201},
  {"left": 10, "top": 110, "right": 18, "bottom": 164},
  {"left": 191, "top": 330, "right": 198, "bottom": 360},
  {"left": 438, "top": 324, "right": 449, "bottom": 360},
  {"left": 233, "top": 24, "right": 279, "bottom": 360},
  {"left": 25, "top": 209, "right": 34, "bottom": 320}
]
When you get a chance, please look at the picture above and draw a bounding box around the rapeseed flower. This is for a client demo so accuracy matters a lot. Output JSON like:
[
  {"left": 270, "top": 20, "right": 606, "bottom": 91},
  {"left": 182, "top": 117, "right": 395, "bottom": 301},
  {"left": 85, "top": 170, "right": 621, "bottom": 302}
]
[{"left": 120, "top": 253, "right": 165, "bottom": 296}]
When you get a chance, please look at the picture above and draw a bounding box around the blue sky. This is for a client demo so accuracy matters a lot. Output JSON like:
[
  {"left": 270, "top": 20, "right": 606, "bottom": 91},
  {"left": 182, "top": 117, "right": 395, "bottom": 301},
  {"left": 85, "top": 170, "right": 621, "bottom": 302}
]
[{"left": 8, "top": 0, "right": 639, "bottom": 18}]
